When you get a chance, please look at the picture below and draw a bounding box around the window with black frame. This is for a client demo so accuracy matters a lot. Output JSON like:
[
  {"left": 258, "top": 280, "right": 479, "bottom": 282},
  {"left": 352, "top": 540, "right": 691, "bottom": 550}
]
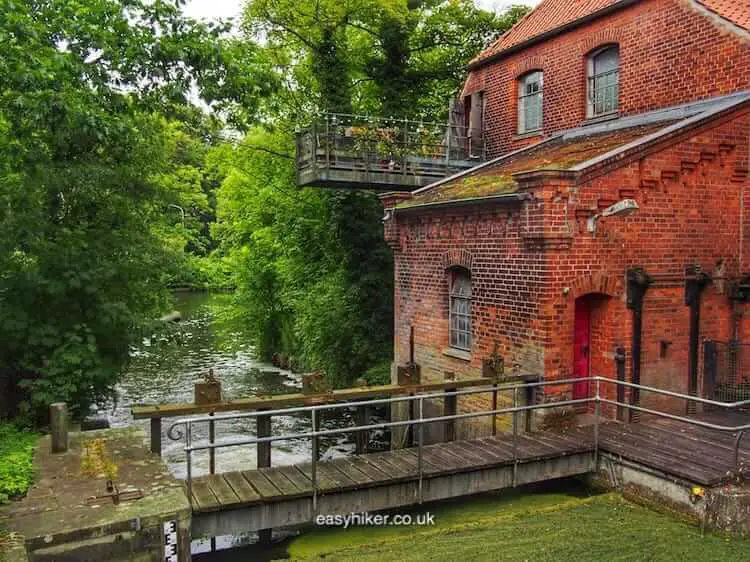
[
  {"left": 449, "top": 269, "right": 472, "bottom": 351},
  {"left": 518, "top": 71, "right": 543, "bottom": 133},
  {"left": 588, "top": 46, "right": 620, "bottom": 117}
]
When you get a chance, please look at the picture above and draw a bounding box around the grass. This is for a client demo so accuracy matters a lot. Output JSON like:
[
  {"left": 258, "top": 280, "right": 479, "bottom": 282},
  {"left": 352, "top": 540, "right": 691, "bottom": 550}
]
[
  {"left": 285, "top": 481, "right": 749, "bottom": 561},
  {"left": 0, "top": 423, "right": 37, "bottom": 504}
]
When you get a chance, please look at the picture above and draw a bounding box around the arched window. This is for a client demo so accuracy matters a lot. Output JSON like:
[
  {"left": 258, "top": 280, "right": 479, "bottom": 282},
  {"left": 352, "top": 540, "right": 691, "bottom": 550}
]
[
  {"left": 587, "top": 45, "right": 620, "bottom": 117},
  {"left": 449, "top": 269, "right": 472, "bottom": 350},
  {"left": 518, "top": 71, "right": 543, "bottom": 134}
]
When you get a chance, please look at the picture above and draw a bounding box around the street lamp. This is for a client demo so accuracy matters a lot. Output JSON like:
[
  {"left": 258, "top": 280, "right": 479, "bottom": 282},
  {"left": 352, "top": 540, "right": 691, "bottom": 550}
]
[{"left": 587, "top": 199, "right": 639, "bottom": 234}]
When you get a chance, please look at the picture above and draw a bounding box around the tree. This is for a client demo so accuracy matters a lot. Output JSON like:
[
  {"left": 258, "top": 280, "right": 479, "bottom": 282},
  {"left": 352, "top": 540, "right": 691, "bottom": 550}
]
[
  {"left": 0, "top": 0, "right": 273, "bottom": 422},
  {"left": 211, "top": 1, "right": 528, "bottom": 386}
]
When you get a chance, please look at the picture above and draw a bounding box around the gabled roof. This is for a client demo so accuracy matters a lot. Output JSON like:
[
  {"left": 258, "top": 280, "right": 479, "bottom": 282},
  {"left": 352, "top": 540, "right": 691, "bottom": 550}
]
[
  {"left": 471, "top": 0, "right": 750, "bottom": 69},
  {"left": 395, "top": 92, "right": 750, "bottom": 211}
]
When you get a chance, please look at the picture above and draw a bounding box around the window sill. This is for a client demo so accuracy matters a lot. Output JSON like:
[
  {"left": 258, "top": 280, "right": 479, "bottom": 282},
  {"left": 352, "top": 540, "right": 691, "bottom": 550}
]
[
  {"left": 513, "top": 130, "right": 543, "bottom": 141},
  {"left": 583, "top": 112, "right": 619, "bottom": 126},
  {"left": 443, "top": 347, "right": 471, "bottom": 362}
]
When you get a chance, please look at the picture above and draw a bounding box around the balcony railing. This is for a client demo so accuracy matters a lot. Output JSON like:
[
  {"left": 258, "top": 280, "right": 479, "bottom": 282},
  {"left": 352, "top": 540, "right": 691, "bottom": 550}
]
[{"left": 296, "top": 113, "right": 484, "bottom": 191}]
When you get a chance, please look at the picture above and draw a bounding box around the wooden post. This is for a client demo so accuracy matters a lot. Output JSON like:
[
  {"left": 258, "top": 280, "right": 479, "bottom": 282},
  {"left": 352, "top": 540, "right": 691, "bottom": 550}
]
[
  {"left": 50, "top": 403, "right": 68, "bottom": 454},
  {"left": 257, "top": 410, "right": 271, "bottom": 469},
  {"left": 257, "top": 409, "right": 272, "bottom": 545},
  {"left": 312, "top": 409, "right": 321, "bottom": 461},
  {"left": 150, "top": 417, "right": 162, "bottom": 456},
  {"left": 355, "top": 405, "right": 368, "bottom": 455},
  {"left": 525, "top": 381, "right": 537, "bottom": 433}
]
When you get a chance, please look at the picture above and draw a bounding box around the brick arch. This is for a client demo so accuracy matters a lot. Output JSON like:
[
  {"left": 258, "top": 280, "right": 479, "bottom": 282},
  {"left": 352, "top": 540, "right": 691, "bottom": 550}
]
[
  {"left": 569, "top": 273, "right": 624, "bottom": 300},
  {"left": 579, "top": 30, "right": 624, "bottom": 56},
  {"left": 442, "top": 249, "right": 473, "bottom": 271},
  {"left": 510, "top": 56, "right": 548, "bottom": 79}
]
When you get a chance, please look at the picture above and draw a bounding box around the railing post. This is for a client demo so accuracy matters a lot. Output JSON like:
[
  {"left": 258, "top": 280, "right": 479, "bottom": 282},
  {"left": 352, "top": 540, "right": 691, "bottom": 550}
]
[
  {"left": 408, "top": 392, "right": 415, "bottom": 447},
  {"left": 402, "top": 117, "right": 408, "bottom": 176},
  {"left": 491, "top": 384, "right": 498, "bottom": 436},
  {"left": 512, "top": 387, "right": 518, "bottom": 487},
  {"left": 209, "top": 412, "right": 215, "bottom": 475},
  {"left": 150, "top": 417, "right": 162, "bottom": 456},
  {"left": 325, "top": 114, "right": 330, "bottom": 169},
  {"left": 444, "top": 373, "right": 457, "bottom": 442},
  {"left": 311, "top": 409, "right": 318, "bottom": 516},
  {"left": 418, "top": 396, "right": 424, "bottom": 504},
  {"left": 186, "top": 421, "right": 193, "bottom": 508},
  {"left": 594, "top": 377, "right": 600, "bottom": 471}
]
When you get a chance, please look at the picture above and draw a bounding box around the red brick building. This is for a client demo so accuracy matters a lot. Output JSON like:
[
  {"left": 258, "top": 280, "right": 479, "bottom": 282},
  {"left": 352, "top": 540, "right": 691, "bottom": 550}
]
[{"left": 381, "top": 0, "right": 750, "bottom": 431}]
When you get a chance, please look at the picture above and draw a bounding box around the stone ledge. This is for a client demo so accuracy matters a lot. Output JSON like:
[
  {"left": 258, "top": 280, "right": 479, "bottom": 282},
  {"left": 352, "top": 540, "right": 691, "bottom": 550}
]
[{"left": 442, "top": 348, "right": 471, "bottom": 361}]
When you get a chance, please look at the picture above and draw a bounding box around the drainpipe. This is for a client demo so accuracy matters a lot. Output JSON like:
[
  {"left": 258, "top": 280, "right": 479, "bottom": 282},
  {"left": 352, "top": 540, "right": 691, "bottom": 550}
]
[
  {"left": 626, "top": 268, "right": 651, "bottom": 422},
  {"left": 685, "top": 266, "right": 710, "bottom": 413}
]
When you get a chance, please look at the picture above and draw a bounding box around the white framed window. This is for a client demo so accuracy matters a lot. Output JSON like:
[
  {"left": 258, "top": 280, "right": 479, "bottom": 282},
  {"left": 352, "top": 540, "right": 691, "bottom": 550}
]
[
  {"left": 587, "top": 46, "right": 620, "bottom": 118},
  {"left": 518, "top": 71, "right": 543, "bottom": 134},
  {"left": 449, "top": 269, "right": 472, "bottom": 351}
]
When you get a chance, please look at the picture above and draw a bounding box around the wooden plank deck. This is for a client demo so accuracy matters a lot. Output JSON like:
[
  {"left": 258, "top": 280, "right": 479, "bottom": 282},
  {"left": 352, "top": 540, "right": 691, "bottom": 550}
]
[
  {"left": 189, "top": 413, "right": 750, "bottom": 518},
  {"left": 189, "top": 429, "right": 594, "bottom": 513},
  {"left": 563, "top": 415, "right": 750, "bottom": 486}
]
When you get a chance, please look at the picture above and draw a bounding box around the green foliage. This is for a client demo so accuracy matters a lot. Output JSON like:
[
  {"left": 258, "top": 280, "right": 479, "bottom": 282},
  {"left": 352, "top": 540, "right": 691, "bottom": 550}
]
[
  {"left": 0, "top": 424, "right": 37, "bottom": 503},
  {"left": 362, "top": 361, "right": 391, "bottom": 386},
  {"left": 215, "top": 130, "right": 393, "bottom": 384},
  {"left": 0, "top": 1, "right": 271, "bottom": 422}
]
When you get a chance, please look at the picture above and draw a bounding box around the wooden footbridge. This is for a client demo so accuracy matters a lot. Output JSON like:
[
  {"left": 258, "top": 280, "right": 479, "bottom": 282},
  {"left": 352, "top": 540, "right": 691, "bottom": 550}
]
[{"left": 132, "top": 376, "right": 750, "bottom": 539}]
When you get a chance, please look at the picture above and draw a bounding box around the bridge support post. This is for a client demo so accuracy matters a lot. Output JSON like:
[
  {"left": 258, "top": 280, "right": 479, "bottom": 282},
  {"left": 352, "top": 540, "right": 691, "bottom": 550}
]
[
  {"left": 257, "top": 409, "right": 272, "bottom": 546},
  {"left": 150, "top": 417, "right": 162, "bottom": 456},
  {"left": 355, "top": 405, "right": 369, "bottom": 455}
]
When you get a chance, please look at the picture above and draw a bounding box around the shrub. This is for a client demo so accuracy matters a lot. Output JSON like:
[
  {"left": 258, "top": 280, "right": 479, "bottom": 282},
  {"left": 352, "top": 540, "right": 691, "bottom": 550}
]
[{"left": 0, "top": 424, "right": 37, "bottom": 503}]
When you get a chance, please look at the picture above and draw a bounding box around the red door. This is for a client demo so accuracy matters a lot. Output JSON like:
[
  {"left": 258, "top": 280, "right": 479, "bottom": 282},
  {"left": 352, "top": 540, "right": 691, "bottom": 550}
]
[{"left": 573, "top": 298, "right": 591, "bottom": 400}]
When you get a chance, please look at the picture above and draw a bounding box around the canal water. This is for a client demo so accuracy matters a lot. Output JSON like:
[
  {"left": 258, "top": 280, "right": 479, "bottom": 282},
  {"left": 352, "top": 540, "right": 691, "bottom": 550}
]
[{"left": 108, "top": 292, "right": 385, "bottom": 557}]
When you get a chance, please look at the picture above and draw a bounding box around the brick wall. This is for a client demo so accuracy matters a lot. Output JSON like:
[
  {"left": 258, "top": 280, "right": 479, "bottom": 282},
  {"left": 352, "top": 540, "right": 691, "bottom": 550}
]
[
  {"left": 537, "top": 106, "right": 750, "bottom": 413},
  {"left": 387, "top": 100, "right": 750, "bottom": 424},
  {"left": 462, "top": 0, "right": 750, "bottom": 158}
]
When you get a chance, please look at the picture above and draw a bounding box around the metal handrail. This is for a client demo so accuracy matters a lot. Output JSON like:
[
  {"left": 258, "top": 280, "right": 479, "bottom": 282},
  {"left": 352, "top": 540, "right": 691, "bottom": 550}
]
[
  {"left": 171, "top": 376, "right": 750, "bottom": 509},
  {"left": 169, "top": 375, "right": 580, "bottom": 430}
]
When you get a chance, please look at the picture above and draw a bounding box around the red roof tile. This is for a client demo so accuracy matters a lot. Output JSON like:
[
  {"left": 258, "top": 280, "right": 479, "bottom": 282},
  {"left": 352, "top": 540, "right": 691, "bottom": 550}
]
[
  {"left": 472, "top": 0, "right": 750, "bottom": 66},
  {"left": 695, "top": 0, "right": 750, "bottom": 31},
  {"left": 472, "top": 0, "right": 624, "bottom": 64}
]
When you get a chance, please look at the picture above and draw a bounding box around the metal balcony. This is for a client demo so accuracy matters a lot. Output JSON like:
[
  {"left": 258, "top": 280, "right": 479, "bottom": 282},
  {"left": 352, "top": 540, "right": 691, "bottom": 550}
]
[{"left": 295, "top": 113, "right": 484, "bottom": 191}]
